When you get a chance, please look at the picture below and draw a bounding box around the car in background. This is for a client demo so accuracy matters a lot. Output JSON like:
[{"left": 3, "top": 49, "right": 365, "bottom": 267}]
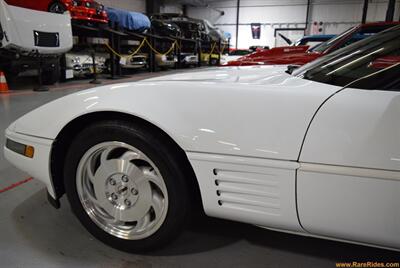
[
  {"left": 151, "top": 13, "right": 226, "bottom": 43},
  {"left": 151, "top": 19, "right": 181, "bottom": 38},
  {"left": 220, "top": 49, "right": 252, "bottom": 65},
  {"left": 207, "top": 22, "right": 226, "bottom": 42},
  {"left": 172, "top": 20, "right": 202, "bottom": 40},
  {"left": 0, "top": 0, "right": 73, "bottom": 84},
  {"left": 292, "top": 34, "right": 335, "bottom": 47},
  {"left": 5, "top": 0, "right": 108, "bottom": 24},
  {"left": 156, "top": 54, "right": 177, "bottom": 69},
  {"left": 106, "top": 7, "right": 150, "bottom": 33},
  {"left": 194, "top": 19, "right": 226, "bottom": 42},
  {"left": 102, "top": 52, "right": 148, "bottom": 74},
  {"left": 179, "top": 52, "right": 198, "bottom": 67},
  {"left": 226, "top": 22, "right": 400, "bottom": 66},
  {"left": 66, "top": 52, "right": 107, "bottom": 78},
  {"left": 277, "top": 33, "right": 335, "bottom": 48},
  {"left": 226, "top": 45, "right": 309, "bottom": 66},
  {"left": 120, "top": 53, "right": 148, "bottom": 70},
  {"left": 151, "top": 13, "right": 204, "bottom": 41}
]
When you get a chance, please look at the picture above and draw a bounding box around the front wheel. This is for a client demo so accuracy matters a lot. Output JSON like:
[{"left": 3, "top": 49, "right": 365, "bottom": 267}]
[{"left": 64, "top": 120, "right": 189, "bottom": 252}]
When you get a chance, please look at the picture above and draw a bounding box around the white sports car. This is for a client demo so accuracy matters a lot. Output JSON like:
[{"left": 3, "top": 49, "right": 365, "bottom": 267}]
[{"left": 4, "top": 26, "right": 400, "bottom": 252}]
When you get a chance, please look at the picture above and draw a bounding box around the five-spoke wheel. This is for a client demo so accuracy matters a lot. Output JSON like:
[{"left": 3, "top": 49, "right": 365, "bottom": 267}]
[
  {"left": 76, "top": 142, "right": 168, "bottom": 240},
  {"left": 64, "top": 120, "right": 190, "bottom": 252}
]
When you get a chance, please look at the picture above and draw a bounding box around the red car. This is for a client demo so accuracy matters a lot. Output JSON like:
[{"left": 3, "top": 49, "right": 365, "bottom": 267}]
[
  {"left": 226, "top": 22, "right": 400, "bottom": 67},
  {"left": 5, "top": 0, "right": 108, "bottom": 24}
]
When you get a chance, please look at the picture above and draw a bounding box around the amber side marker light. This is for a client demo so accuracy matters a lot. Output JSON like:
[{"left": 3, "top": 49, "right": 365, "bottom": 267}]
[{"left": 6, "top": 139, "right": 35, "bottom": 158}]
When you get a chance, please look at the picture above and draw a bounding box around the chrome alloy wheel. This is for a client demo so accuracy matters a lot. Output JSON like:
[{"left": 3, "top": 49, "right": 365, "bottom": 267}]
[{"left": 76, "top": 142, "right": 168, "bottom": 240}]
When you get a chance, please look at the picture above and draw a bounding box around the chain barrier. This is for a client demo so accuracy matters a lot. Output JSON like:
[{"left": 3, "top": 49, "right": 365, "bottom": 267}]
[
  {"left": 200, "top": 42, "right": 217, "bottom": 56},
  {"left": 105, "top": 37, "right": 178, "bottom": 59},
  {"left": 104, "top": 37, "right": 147, "bottom": 59},
  {"left": 218, "top": 43, "right": 227, "bottom": 54},
  {"left": 105, "top": 38, "right": 226, "bottom": 64},
  {"left": 145, "top": 39, "right": 178, "bottom": 56}
]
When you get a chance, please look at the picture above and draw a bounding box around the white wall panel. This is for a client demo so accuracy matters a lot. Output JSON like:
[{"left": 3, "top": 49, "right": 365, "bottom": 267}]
[{"left": 161, "top": 4, "right": 183, "bottom": 13}]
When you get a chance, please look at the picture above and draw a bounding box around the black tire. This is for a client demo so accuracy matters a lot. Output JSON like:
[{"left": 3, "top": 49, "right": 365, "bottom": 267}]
[
  {"left": 48, "top": 2, "right": 66, "bottom": 13},
  {"left": 64, "top": 120, "right": 190, "bottom": 252}
]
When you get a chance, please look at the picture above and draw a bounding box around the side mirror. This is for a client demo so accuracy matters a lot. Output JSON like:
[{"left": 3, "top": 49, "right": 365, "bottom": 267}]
[{"left": 286, "top": 65, "right": 300, "bottom": 74}]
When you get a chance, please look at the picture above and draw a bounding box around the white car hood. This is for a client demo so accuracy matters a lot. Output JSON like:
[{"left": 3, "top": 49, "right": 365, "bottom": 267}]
[
  {"left": 145, "top": 65, "right": 288, "bottom": 84},
  {"left": 10, "top": 65, "right": 339, "bottom": 161}
]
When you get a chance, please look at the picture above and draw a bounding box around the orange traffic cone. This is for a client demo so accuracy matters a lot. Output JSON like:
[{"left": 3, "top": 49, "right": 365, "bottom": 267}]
[{"left": 0, "top": 71, "right": 9, "bottom": 93}]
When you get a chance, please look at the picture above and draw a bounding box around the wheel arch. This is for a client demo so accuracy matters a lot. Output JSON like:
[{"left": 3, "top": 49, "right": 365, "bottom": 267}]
[{"left": 50, "top": 111, "right": 203, "bottom": 213}]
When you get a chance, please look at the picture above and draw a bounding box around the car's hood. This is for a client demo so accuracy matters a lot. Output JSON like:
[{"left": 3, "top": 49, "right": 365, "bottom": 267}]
[
  {"left": 144, "top": 65, "right": 289, "bottom": 84},
  {"left": 9, "top": 65, "right": 339, "bottom": 161},
  {"left": 258, "top": 52, "right": 320, "bottom": 65},
  {"left": 241, "top": 45, "right": 309, "bottom": 61},
  {"left": 226, "top": 52, "right": 320, "bottom": 66}
]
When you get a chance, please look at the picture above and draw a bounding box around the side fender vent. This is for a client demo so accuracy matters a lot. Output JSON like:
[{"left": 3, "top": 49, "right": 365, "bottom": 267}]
[{"left": 213, "top": 168, "right": 281, "bottom": 216}]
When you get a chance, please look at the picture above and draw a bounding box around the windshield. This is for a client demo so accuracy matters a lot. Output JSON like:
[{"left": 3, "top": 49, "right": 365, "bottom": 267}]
[
  {"left": 293, "top": 25, "right": 400, "bottom": 89},
  {"left": 310, "top": 26, "right": 356, "bottom": 53}
]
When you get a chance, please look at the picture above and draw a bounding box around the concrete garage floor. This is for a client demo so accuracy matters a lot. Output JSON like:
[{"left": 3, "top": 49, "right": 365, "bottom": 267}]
[{"left": 1, "top": 71, "right": 399, "bottom": 268}]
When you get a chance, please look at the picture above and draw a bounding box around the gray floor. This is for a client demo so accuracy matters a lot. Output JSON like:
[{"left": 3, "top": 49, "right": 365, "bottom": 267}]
[{"left": 0, "top": 73, "right": 399, "bottom": 268}]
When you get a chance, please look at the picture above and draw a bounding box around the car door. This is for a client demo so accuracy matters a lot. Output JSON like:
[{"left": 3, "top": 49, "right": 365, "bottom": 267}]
[{"left": 297, "top": 62, "right": 400, "bottom": 249}]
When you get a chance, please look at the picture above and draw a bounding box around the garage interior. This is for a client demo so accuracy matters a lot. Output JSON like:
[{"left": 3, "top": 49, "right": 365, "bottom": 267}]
[{"left": 1, "top": 0, "right": 400, "bottom": 267}]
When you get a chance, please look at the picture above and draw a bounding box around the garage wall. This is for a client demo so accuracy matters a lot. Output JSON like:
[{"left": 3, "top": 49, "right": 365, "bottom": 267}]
[
  {"left": 183, "top": 0, "right": 400, "bottom": 49},
  {"left": 161, "top": 4, "right": 184, "bottom": 13},
  {"left": 99, "top": 0, "right": 146, "bottom": 12}
]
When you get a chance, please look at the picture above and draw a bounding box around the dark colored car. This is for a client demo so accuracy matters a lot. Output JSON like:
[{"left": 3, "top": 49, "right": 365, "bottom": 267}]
[
  {"left": 151, "top": 13, "right": 205, "bottom": 41},
  {"left": 226, "top": 22, "right": 400, "bottom": 66},
  {"left": 5, "top": 0, "right": 108, "bottom": 24},
  {"left": 169, "top": 20, "right": 202, "bottom": 40},
  {"left": 151, "top": 19, "right": 181, "bottom": 37}
]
